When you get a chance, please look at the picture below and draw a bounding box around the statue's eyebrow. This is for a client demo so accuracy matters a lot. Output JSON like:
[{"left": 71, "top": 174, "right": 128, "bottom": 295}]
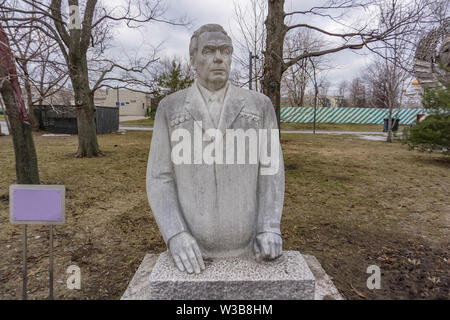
[{"left": 202, "top": 44, "right": 232, "bottom": 51}]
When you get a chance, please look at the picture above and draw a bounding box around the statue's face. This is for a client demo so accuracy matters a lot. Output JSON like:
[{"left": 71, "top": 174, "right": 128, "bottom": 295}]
[{"left": 191, "top": 31, "right": 232, "bottom": 90}]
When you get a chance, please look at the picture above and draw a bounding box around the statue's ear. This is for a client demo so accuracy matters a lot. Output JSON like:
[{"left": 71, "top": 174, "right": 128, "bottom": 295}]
[{"left": 190, "top": 54, "right": 196, "bottom": 70}]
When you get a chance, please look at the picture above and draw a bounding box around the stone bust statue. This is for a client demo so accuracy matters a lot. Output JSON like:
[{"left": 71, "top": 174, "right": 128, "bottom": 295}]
[{"left": 146, "top": 24, "right": 285, "bottom": 274}]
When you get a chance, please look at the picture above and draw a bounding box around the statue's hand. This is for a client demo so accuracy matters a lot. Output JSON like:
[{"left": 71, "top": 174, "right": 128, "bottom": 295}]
[
  {"left": 254, "top": 232, "right": 282, "bottom": 261},
  {"left": 168, "top": 231, "right": 205, "bottom": 274}
]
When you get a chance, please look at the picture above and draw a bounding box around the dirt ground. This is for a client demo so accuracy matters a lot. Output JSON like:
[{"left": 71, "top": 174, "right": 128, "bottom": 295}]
[{"left": 0, "top": 130, "right": 448, "bottom": 300}]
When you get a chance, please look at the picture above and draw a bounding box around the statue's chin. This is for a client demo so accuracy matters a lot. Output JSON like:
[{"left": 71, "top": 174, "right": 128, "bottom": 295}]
[{"left": 208, "top": 77, "right": 227, "bottom": 90}]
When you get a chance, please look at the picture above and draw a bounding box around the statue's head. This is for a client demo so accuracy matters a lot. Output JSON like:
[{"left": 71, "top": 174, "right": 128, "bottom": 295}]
[
  {"left": 189, "top": 24, "right": 233, "bottom": 90},
  {"left": 438, "top": 34, "right": 450, "bottom": 69}
]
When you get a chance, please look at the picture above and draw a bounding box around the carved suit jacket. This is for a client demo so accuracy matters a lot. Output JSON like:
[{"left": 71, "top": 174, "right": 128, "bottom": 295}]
[{"left": 146, "top": 82, "right": 285, "bottom": 257}]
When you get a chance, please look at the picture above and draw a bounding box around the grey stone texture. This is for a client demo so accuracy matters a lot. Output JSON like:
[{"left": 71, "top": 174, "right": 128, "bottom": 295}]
[
  {"left": 121, "top": 251, "right": 343, "bottom": 300},
  {"left": 149, "top": 251, "right": 314, "bottom": 300},
  {"left": 146, "top": 24, "right": 284, "bottom": 269},
  {"left": 303, "top": 254, "right": 344, "bottom": 300},
  {"left": 121, "top": 254, "right": 158, "bottom": 300}
]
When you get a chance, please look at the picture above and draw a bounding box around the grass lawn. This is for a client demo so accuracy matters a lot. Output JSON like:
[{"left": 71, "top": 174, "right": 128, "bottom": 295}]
[
  {"left": 0, "top": 131, "right": 448, "bottom": 299},
  {"left": 120, "top": 118, "right": 154, "bottom": 127},
  {"left": 0, "top": 115, "right": 4, "bottom": 120}
]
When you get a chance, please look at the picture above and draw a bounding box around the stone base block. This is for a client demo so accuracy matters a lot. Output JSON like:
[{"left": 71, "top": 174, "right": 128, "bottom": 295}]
[{"left": 121, "top": 251, "right": 343, "bottom": 300}]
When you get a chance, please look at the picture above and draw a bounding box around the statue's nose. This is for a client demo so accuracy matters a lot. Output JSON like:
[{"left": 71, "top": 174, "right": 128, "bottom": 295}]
[{"left": 213, "top": 49, "right": 223, "bottom": 62}]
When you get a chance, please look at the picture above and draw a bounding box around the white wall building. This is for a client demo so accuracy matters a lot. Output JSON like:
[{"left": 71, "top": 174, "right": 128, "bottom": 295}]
[{"left": 94, "top": 88, "right": 151, "bottom": 116}]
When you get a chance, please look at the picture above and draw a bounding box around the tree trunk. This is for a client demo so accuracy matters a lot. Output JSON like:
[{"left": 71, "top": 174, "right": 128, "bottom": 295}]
[
  {"left": 69, "top": 52, "right": 102, "bottom": 158},
  {"left": 0, "top": 28, "right": 40, "bottom": 184},
  {"left": 299, "top": 85, "right": 305, "bottom": 107},
  {"left": 75, "top": 99, "right": 100, "bottom": 157},
  {"left": 262, "top": 0, "right": 286, "bottom": 128},
  {"left": 0, "top": 80, "right": 40, "bottom": 183},
  {"left": 0, "top": 99, "right": 3, "bottom": 135},
  {"left": 387, "top": 104, "right": 393, "bottom": 143},
  {"left": 22, "top": 69, "right": 39, "bottom": 131}
]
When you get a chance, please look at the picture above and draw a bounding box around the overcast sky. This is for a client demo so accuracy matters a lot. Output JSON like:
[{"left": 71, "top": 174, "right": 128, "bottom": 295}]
[{"left": 110, "top": 0, "right": 375, "bottom": 95}]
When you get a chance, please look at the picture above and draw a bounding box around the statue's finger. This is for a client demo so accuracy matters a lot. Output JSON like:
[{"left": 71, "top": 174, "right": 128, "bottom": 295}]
[
  {"left": 192, "top": 244, "right": 205, "bottom": 270},
  {"left": 253, "top": 240, "right": 262, "bottom": 260},
  {"left": 259, "top": 238, "right": 270, "bottom": 257},
  {"left": 173, "top": 254, "right": 185, "bottom": 272},
  {"left": 269, "top": 241, "right": 276, "bottom": 259},
  {"left": 187, "top": 247, "right": 201, "bottom": 274},
  {"left": 275, "top": 241, "right": 282, "bottom": 257},
  {"left": 253, "top": 240, "right": 260, "bottom": 254},
  {"left": 275, "top": 242, "right": 281, "bottom": 258},
  {"left": 180, "top": 252, "right": 194, "bottom": 274}
]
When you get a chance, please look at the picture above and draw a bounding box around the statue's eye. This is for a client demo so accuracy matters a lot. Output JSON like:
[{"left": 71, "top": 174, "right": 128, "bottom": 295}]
[
  {"left": 221, "top": 47, "right": 232, "bottom": 55},
  {"left": 203, "top": 48, "right": 214, "bottom": 55}
]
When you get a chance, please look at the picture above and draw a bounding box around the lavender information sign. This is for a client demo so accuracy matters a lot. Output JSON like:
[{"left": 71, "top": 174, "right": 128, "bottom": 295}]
[{"left": 10, "top": 185, "right": 65, "bottom": 225}]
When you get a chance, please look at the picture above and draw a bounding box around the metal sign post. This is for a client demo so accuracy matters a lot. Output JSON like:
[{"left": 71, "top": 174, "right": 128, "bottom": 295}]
[
  {"left": 49, "top": 225, "right": 54, "bottom": 300},
  {"left": 22, "top": 225, "right": 27, "bottom": 300},
  {"left": 248, "top": 51, "right": 259, "bottom": 91},
  {"left": 10, "top": 185, "right": 65, "bottom": 300}
]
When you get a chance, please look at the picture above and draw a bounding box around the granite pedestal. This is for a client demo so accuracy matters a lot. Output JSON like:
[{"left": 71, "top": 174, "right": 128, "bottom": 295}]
[{"left": 122, "top": 251, "right": 343, "bottom": 300}]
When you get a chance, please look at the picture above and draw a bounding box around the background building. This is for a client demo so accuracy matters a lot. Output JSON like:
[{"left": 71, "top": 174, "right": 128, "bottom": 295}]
[
  {"left": 94, "top": 88, "right": 151, "bottom": 116},
  {"left": 25, "top": 86, "right": 152, "bottom": 117}
]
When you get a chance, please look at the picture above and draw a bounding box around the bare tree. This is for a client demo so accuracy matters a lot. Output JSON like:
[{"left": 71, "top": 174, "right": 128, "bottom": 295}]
[
  {"left": 262, "top": 0, "right": 436, "bottom": 127},
  {"left": 2, "top": 9, "right": 69, "bottom": 130},
  {"left": 0, "top": 25, "right": 39, "bottom": 183},
  {"left": 336, "top": 79, "right": 349, "bottom": 107},
  {"left": 29, "top": 34, "right": 70, "bottom": 106},
  {"left": 0, "top": 0, "right": 187, "bottom": 157},
  {"left": 318, "top": 79, "right": 330, "bottom": 98},
  {"left": 282, "top": 29, "right": 328, "bottom": 107},
  {"left": 349, "top": 77, "right": 367, "bottom": 108},
  {"left": 365, "top": 46, "right": 411, "bottom": 142},
  {"left": 367, "top": 0, "right": 436, "bottom": 142},
  {"left": 231, "top": 0, "right": 267, "bottom": 90},
  {"left": 337, "top": 80, "right": 347, "bottom": 97}
]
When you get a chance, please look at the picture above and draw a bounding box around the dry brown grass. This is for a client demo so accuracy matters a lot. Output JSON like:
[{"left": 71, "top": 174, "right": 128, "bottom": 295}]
[
  {"left": 0, "top": 131, "right": 448, "bottom": 299},
  {"left": 280, "top": 134, "right": 449, "bottom": 299}
]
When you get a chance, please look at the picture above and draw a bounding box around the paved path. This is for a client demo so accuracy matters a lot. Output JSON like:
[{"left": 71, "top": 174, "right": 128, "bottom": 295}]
[
  {"left": 119, "top": 116, "right": 146, "bottom": 122},
  {"left": 1, "top": 122, "right": 393, "bottom": 139},
  {"left": 281, "top": 130, "right": 386, "bottom": 135},
  {"left": 119, "top": 126, "right": 391, "bottom": 136},
  {"left": 120, "top": 125, "right": 153, "bottom": 131}
]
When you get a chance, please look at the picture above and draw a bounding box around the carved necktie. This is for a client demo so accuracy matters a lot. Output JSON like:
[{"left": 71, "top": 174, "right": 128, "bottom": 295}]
[{"left": 208, "top": 94, "right": 222, "bottom": 128}]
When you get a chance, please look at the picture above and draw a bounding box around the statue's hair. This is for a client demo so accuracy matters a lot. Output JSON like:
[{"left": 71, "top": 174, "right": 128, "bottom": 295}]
[{"left": 189, "top": 24, "right": 232, "bottom": 59}]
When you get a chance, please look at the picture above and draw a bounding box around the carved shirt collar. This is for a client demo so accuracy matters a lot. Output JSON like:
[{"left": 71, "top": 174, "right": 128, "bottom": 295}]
[{"left": 196, "top": 80, "right": 229, "bottom": 105}]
